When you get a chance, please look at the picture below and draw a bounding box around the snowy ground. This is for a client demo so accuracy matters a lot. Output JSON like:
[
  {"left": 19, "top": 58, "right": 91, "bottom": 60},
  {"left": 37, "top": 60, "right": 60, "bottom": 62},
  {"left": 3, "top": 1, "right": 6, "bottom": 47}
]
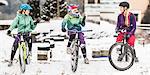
[{"left": 0, "top": 20, "right": 150, "bottom": 75}]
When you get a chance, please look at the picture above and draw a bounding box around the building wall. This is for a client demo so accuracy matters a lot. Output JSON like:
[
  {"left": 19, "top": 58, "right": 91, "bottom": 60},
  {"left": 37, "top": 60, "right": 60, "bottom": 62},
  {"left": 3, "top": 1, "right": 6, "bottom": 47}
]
[
  {"left": 84, "top": 0, "right": 121, "bottom": 23},
  {"left": 129, "top": 0, "right": 149, "bottom": 23},
  {"left": 84, "top": 0, "right": 149, "bottom": 24}
]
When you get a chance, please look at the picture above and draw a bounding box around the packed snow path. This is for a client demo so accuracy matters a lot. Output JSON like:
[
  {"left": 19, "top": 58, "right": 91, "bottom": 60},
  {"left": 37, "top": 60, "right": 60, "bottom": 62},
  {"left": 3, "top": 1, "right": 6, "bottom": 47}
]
[{"left": 0, "top": 20, "right": 150, "bottom": 75}]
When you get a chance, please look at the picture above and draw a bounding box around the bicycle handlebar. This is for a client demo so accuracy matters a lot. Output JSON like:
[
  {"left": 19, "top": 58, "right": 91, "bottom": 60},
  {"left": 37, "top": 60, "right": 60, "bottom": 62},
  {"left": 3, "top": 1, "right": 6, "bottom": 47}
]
[
  {"left": 114, "top": 27, "right": 129, "bottom": 37},
  {"left": 113, "top": 34, "right": 118, "bottom": 37},
  {"left": 7, "top": 33, "right": 32, "bottom": 40},
  {"left": 67, "top": 30, "right": 93, "bottom": 33},
  {"left": 116, "top": 27, "right": 129, "bottom": 33},
  {"left": 7, "top": 34, "right": 16, "bottom": 38},
  {"left": 31, "top": 29, "right": 54, "bottom": 35}
]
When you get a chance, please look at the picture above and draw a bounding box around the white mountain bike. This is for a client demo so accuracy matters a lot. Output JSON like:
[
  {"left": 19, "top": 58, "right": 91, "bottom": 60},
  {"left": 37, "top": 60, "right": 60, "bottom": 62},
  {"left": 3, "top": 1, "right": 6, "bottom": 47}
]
[{"left": 68, "top": 29, "right": 92, "bottom": 72}]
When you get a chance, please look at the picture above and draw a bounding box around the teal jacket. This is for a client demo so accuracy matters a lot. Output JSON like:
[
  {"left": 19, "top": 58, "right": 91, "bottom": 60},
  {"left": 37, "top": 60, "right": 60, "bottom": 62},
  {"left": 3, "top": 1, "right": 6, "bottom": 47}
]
[
  {"left": 9, "top": 14, "right": 36, "bottom": 33},
  {"left": 62, "top": 14, "right": 85, "bottom": 31}
]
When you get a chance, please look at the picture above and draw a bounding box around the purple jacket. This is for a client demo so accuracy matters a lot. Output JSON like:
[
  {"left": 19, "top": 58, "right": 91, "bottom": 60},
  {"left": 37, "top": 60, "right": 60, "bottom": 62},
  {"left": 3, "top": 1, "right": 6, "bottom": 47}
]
[{"left": 116, "top": 12, "right": 136, "bottom": 35}]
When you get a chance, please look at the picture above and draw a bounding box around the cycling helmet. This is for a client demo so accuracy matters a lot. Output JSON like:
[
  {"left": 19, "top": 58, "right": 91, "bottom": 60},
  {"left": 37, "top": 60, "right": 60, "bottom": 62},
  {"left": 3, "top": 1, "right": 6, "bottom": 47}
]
[
  {"left": 67, "top": 4, "right": 78, "bottom": 12},
  {"left": 67, "top": 4, "right": 80, "bottom": 17},
  {"left": 19, "top": 4, "right": 32, "bottom": 10},
  {"left": 119, "top": 2, "right": 130, "bottom": 9}
]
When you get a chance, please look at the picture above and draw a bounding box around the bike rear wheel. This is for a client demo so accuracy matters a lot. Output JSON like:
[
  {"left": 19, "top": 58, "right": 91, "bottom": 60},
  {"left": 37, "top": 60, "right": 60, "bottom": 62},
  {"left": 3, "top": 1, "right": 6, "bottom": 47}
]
[
  {"left": 108, "top": 43, "right": 134, "bottom": 71},
  {"left": 71, "top": 42, "right": 79, "bottom": 72},
  {"left": 19, "top": 46, "right": 26, "bottom": 73}
]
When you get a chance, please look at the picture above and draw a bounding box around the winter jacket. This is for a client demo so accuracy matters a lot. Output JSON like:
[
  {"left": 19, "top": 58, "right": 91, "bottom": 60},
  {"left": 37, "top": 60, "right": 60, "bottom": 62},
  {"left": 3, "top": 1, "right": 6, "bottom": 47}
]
[
  {"left": 116, "top": 12, "right": 136, "bottom": 35},
  {"left": 9, "top": 13, "right": 36, "bottom": 33},
  {"left": 62, "top": 14, "right": 85, "bottom": 31}
]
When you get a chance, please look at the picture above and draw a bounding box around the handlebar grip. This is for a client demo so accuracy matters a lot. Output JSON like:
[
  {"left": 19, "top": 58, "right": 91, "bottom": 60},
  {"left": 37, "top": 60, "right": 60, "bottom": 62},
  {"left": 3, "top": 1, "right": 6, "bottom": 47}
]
[
  {"left": 113, "top": 33, "right": 119, "bottom": 37},
  {"left": 68, "top": 30, "right": 93, "bottom": 32},
  {"left": 86, "top": 30, "right": 93, "bottom": 32},
  {"left": 7, "top": 34, "right": 16, "bottom": 38},
  {"left": 113, "top": 35, "right": 118, "bottom": 37}
]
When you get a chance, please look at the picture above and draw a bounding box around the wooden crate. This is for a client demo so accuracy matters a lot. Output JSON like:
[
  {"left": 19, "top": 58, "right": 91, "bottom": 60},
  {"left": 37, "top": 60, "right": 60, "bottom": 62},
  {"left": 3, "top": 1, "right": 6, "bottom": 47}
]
[{"left": 92, "top": 50, "right": 109, "bottom": 58}]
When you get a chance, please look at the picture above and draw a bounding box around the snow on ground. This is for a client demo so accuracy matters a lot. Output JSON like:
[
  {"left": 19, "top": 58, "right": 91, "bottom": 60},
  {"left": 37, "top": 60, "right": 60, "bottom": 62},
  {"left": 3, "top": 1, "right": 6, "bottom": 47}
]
[{"left": 0, "top": 20, "right": 150, "bottom": 75}]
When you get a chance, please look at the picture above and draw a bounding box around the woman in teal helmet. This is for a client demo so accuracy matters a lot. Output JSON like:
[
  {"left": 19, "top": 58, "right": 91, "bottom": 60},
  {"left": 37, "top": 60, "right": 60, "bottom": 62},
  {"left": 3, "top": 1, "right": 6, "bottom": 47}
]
[{"left": 7, "top": 4, "right": 37, "bottom": 67}]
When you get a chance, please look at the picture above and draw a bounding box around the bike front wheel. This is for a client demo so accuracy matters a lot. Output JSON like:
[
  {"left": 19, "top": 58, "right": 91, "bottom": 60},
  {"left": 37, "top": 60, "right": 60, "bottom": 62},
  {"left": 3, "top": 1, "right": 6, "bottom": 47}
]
[
  {"left": 71, "top": 43, "right": 79, "bottom": 72},
  {"left": 108, "top": 43, "right": 134, "bottom": 71},
  {"left": 19, "top": 46, "right": 26, "bottom": 73}
]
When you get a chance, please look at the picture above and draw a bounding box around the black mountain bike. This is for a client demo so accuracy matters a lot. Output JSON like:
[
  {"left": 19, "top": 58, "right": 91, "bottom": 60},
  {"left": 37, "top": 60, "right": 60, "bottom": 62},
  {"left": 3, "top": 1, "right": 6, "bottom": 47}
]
[{"left": 108, "top": 28, "right": 135, "bottom": 71}]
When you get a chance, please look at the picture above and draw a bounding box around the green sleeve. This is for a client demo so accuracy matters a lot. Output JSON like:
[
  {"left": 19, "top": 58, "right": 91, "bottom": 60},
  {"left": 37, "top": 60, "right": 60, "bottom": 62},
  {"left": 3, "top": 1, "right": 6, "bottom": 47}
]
[
  {"left": 9, "top": 16, "right": 19, "bottom": 31},
  {"left": 62, "top": 14, "right": 69, "bottom": 28},
  {"left": 80, "top": 16, "right": 84, "bottom": 22},
  {"left": 30, "top": 17, "right": 36, "bottom": 30},
  {"left": 79, "top": 16, "right": 85, "bottom": 26}
]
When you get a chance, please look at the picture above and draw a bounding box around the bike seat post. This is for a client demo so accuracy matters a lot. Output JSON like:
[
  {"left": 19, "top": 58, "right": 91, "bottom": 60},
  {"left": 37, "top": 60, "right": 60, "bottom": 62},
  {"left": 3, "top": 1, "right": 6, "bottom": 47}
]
[
  {"left": 20, "top": 35, "right": 24, "bottom": 42},
  {"left": 75, "top": 32, "right": 78, "bottom": 40}
]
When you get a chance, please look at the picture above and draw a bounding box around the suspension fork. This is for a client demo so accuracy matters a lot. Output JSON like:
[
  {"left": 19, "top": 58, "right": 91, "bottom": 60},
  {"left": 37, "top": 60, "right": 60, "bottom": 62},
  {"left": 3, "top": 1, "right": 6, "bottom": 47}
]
[
  {"left": 118, "top": 36, "right": 127, "bottom": 61},
  {"left": 121, "top": 34, "right": 128, "bottom": 55},
  {"left": 120, "top": 45, "right": 123, "bottom": 55}
]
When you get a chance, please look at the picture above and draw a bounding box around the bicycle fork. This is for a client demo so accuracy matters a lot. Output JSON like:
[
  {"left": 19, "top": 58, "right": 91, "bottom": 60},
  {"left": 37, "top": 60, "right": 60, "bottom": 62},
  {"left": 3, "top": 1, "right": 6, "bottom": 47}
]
[
  {"left": 118, "top": 45, "right": 129, "bottom": 62},
  {"left": 19, "top": 42, "right": 27, "bottom": 61},
  {"left": 71, "top": 39, "right": 79, "bottom": 57}
]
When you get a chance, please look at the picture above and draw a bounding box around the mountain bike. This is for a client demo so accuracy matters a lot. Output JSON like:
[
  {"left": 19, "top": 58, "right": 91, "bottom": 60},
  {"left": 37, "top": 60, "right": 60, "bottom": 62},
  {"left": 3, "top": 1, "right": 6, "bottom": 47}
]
[
  {"left": 108, "top": 28, "right": 135, "bottom": 71},
  {"left": 9, "top": 33, "right": 31, "bottom": 73},
  {"left": 68, "top": 29, "right": 92, "bottom": 72}
]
